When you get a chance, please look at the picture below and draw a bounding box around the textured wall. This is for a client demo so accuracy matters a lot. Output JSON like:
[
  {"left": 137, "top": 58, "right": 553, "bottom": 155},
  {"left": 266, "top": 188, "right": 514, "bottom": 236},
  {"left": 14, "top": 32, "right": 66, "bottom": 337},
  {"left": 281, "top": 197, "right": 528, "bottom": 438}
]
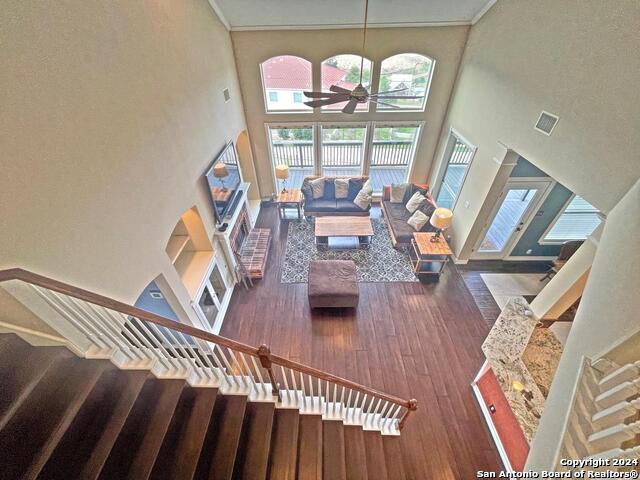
[{"left": 0, "top": 0, "right": 247, "bottom": 303}]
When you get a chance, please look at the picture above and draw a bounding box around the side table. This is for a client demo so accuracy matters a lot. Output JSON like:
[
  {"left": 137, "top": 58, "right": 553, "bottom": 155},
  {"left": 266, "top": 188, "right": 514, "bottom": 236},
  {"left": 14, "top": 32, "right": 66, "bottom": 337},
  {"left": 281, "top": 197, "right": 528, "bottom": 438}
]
[
  {"left": 274, "top": 189, "right": 303, "bottom": 220},
  {"left": 410, "top": 232, "right": 452, "bottom": 278}
]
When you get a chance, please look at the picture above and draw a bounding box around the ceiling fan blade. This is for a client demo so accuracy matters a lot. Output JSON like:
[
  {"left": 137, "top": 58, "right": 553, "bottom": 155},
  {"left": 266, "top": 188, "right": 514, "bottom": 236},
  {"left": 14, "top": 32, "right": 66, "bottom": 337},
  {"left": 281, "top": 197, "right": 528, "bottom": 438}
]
[
  {"left": 303, "top": 91, "right": 346, "bottom": 99},
  {"left": 329, "top": 85, "right": 352, "bottom": 95},
  {"left": 304, "top": 97, "right": 348, "bottom": 108},
  {"left": 372, "top": 88, "right": 408, "bottom": 95},
  {"left": 342, "top": 98, "right": 359, "bottom": 114},
  {"left": 370, "top": 99, "right": 400, "bottom": 109},
  {"left": 374, "top": 95, "right": 424, "bottom": 100}
]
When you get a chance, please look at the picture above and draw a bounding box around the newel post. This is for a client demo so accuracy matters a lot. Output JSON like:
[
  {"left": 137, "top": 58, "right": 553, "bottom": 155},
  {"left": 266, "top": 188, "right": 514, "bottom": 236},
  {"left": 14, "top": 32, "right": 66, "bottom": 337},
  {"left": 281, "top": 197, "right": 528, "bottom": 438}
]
[
  {"left": 398, "top": 399, "right": 418, "bottom": 431},
  {"left": 258, "top": 344, "right": 280, "bottom": 398}
]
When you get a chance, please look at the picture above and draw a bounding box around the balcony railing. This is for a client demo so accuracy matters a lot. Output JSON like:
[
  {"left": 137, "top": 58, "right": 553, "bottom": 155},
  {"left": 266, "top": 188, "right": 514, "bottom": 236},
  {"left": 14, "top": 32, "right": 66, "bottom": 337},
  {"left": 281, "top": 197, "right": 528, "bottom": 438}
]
[{"left": 271, "top": 140, "right": 415, "bottom": 168}]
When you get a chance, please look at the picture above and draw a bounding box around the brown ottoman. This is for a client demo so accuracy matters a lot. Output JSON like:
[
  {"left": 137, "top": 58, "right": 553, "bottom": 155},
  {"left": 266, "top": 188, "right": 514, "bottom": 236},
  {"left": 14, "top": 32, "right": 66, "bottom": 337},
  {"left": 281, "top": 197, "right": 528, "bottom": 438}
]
[{"left": 308, "top": 260, "right": 359, "bottom": 308}]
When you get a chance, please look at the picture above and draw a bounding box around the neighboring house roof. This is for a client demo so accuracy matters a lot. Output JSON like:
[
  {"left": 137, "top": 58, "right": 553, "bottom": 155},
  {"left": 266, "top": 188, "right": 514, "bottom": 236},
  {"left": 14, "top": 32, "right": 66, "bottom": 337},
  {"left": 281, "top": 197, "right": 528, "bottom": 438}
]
[{"left": 262, "top": 56, "right": 355, "bottom": 90}]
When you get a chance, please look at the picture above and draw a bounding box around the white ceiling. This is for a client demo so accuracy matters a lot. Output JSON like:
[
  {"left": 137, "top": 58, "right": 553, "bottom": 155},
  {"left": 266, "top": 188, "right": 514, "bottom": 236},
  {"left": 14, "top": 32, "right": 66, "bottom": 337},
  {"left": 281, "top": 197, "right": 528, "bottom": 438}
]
[{"left": 210, "top": 0, "right": 497, "bottom": 30}]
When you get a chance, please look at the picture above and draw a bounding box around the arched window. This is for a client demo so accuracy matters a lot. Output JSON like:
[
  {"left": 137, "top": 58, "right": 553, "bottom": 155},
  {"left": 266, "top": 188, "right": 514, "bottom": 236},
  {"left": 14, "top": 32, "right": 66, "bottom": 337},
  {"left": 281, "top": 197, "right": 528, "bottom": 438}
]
[
  {"left": 321, "top": 54, "right": 373, "bottom": 111},
  {"left": 377, "top": 53, "right": 433, "bottom": 111},
  {"left": 260, "top": 55, "right": 312, "bottom": 112}
]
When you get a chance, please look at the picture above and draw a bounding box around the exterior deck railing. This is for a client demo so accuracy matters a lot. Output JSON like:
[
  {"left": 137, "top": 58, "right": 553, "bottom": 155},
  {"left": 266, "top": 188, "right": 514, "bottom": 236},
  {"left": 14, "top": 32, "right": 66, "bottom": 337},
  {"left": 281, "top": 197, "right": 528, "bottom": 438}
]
[
  {"left": 271, "top": 140, "right": 414, "bottom": 168},
  {"left": 0, "top": 268, "right": 417, "bottom": 435}
]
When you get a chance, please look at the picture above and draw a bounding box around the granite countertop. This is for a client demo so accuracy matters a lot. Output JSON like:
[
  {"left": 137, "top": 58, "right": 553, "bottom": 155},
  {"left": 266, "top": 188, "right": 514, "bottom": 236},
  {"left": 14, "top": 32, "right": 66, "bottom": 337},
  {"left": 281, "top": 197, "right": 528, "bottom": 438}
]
[{"left": 481, "top": 297, "right": 563, "bottom": 443}]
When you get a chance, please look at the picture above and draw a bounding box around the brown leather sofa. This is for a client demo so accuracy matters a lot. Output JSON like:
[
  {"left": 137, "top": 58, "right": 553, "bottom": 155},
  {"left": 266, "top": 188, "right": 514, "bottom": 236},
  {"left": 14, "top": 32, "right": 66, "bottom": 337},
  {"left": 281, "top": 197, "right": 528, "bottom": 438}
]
[{"left": 380, "top": 183, "right": 437, "bottom": 248}]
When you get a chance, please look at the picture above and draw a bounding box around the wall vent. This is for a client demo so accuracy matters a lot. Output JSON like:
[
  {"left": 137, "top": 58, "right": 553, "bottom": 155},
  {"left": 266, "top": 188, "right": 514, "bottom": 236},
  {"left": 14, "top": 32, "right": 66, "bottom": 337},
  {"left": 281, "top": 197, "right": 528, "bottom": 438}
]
[
  {"left": 223, "top": 88, "right": 231, "bottom": 102},
  {"left": 535, "top": 111, "right": 559, "bottom": 135}
]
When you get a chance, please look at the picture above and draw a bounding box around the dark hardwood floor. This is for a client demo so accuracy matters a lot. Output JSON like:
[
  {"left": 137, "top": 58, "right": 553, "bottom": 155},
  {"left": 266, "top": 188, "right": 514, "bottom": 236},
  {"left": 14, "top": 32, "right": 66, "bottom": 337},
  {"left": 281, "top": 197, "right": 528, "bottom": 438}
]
[
  {"left": 457, "top": 260, "right": 551, "bottom": 325},
  {"left": 221, "top": 205, "right": 502, "bottom": 479}
]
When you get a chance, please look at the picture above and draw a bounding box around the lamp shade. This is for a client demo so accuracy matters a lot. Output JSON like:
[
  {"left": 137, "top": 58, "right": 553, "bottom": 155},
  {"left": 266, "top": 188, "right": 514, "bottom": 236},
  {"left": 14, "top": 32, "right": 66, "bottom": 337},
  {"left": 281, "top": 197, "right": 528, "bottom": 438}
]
[
  {"left": 213, "top": 163, "right": 229, "bottom": 178},
  {"left": 430, "top": 208, "right": 453, "bottom": 230},
  {"left": 275, "top": 164, "right": 289, "bottom": 180}
]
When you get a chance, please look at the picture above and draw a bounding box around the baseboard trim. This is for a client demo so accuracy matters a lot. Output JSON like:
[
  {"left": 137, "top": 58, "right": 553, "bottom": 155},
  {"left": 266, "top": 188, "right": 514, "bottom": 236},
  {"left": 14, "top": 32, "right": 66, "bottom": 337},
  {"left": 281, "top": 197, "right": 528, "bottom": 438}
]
[{"left": 505, "top": 256, "right": 555, "bottom": 261}]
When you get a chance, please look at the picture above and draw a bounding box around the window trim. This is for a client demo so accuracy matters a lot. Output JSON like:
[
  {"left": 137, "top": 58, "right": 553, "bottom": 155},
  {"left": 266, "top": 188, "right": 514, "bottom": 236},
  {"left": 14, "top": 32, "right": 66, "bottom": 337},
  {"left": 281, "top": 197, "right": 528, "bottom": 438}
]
[
  {"left": 432, "top": 127, "right": 477, "bottom": 211},
  {"left": 538, "top": 193, "right": 603, "bottom": 245},
  {"left": 375, "top": 53, "right": 435, "bottom": 114},
  {"left": 260, "top": 55, "right": 314, "bottom": 114},
  {"left": 265, "top": 120, "right": 424, "bottom": 194}
]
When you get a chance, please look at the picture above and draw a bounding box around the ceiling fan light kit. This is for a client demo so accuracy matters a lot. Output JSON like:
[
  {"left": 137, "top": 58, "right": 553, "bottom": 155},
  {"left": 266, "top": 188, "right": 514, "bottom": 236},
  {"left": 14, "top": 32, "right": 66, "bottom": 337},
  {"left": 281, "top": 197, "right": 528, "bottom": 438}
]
[{"left": 303, "top": 0, "right": 422, "bottom": 114}]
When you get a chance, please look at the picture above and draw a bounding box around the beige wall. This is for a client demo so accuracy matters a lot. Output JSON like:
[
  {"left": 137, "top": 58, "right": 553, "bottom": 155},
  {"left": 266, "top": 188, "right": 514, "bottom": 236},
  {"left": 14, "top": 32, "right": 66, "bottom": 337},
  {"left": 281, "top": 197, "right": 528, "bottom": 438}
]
[
  {"left": 429, "top": 0, "right": 640, "bottom": 259},
  {"left": 527, "top": 179, "right": 640, "bottom": 469},
  {"left": 230, "top": 26, "right": 469, "bottom": 196},
  {"left": 0, "top": 1, "right": 247, "bottom": 304}
]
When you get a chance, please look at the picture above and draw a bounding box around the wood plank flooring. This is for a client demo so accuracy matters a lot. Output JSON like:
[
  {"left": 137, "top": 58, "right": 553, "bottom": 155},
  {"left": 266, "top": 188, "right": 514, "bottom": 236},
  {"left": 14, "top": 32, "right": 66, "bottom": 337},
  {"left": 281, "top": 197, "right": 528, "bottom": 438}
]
[{"left": 221, "top": 205, "right": 502, "bottom": 479}]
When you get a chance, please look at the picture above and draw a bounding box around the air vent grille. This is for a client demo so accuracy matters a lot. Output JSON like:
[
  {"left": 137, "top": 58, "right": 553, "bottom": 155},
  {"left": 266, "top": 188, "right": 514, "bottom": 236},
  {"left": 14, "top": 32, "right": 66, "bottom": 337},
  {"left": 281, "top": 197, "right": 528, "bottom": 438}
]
[
  {"left": 535, "top": 111, "right": 559, "bottom": 135},
  {"left": 223, "top": 88, "right": 231, "bottom": 102}
]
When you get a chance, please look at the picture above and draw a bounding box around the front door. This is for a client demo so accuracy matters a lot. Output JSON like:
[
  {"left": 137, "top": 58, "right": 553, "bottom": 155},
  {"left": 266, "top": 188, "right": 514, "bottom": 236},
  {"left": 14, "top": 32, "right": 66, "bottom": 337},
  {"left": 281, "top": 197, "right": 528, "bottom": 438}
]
[{"left": 472, "top": 180, "right": 551, "bottom": 259}]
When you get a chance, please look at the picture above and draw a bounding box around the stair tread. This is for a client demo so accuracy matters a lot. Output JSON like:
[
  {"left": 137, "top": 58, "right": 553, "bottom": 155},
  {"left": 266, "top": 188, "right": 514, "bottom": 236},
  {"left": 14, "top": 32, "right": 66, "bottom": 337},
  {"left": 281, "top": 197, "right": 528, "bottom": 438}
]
[
  {"left": 39, "top": 368, "right": 149, "bottom": 480},
  {"left": 297, "top": 415, "right": 323, "bottom": 480},
  {"left": 194, "top": 394, "right": 248, "bottom": 480},
  {"left": 0, "top": 354, "right": 107, "bottom": 479},
  {"left": 268, "top": 409, "right": 300, "bottom": 480},
  {"left": 233, "top": 401, "right": 276, "bottom": 480},
  {"left": 99, "top": 377, "right": 185, "bottom": 480},
  {"left": 362, "top": 431, "right": 389, "bottom": 480},
  {"left": 150, "top": 386, "right": 219, "bottom": 480},
  {"left": 343, "top": 425, "right": 368, "bottom": 480},
  {"left": 382, "top": 436, "right": 408, "bottom": 480},
  {"left": 0, "top": 334, "right": 72, "bottom": 430},
  {"left": 322, "top": 420, "right": 346, "bottom": 480}
]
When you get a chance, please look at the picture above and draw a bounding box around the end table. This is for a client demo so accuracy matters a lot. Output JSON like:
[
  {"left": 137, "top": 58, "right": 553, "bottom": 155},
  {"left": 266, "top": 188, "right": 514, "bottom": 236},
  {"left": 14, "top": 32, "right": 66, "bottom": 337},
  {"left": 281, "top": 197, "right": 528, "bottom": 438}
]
[
  {"left": 275, "top": 189, "right": 303, "bottom": 220},
  {"left": 410, "top": 232, "right": 452, "bottom": 278}
]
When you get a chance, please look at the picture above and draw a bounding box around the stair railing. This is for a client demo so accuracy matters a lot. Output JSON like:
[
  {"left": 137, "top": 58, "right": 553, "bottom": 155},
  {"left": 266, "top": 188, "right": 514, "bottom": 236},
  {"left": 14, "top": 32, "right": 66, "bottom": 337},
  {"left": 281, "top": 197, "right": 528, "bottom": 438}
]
[{"left": 0, "top": 268, "right": 416, "bottom": 435}]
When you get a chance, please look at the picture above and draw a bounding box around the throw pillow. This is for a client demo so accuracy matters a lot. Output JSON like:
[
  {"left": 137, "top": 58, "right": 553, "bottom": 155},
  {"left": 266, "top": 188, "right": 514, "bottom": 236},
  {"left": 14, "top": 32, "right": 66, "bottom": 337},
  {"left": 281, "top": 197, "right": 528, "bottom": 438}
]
[
  {"left": 310, "top": 177, "right": 325, "bottom": 199},
  {"left": 335, "top": 178, "right": 349, "bottom": 199},
  {"left": 405, "top": 192, "right": 425, "bottom": 213},
  {"left": 402, "top": 184, "right": 429, "bottom": 204},
  {"left": 353, "top": 188, "right": 372, "bottom": 210},
  {"left": 323, "top": 178, "right": 336, "bottom": 200},
  {"left": 347, "top": 178, "right": 364, "bottom": 200},
  {"left": 390, "top": 183, "right": 409, "bottom": 203},
  {"left": 419, "top": 202, "right": 436, "bottom": 218},
  {"left": 407, "top": 209, "right": 429, "bottom": 231},
  {"left": 361, "top": 179, "right": 373, "bottom": 196}
]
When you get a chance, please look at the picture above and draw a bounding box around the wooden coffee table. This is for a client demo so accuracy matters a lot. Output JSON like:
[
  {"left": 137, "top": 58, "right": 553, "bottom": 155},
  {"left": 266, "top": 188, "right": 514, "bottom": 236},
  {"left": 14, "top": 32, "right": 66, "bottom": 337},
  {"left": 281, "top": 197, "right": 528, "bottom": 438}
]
[{"left": 315, "top": 216, "right": 374, "bottom": 248}]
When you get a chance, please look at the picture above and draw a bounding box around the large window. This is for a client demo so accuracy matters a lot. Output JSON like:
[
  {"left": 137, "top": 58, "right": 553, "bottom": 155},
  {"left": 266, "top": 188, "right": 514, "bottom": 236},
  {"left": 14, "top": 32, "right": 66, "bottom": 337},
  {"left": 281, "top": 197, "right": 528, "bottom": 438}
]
[
  {"left": 541, "top": 195, "right": 602, "bottom": 243},
  {"left": 261, "top": 56, "right": 313, "bottom": 112},
  {"left": 434, "top": 131, "right": 475, "bottom": 210},
  {"left": 267, "top": 126, "right": 314, "bottom": 189},
  {"left": 369, "top": 124, "right": 421, "bottom": 193},
  {"left": 377, "top": 54, "right": 433, "bottom": 111},
  {"left": 321, "top": 125, "right": 367, "bottom": 177},
  {"left": 321, "top": 55, "right": 372, "bottom": 111}
]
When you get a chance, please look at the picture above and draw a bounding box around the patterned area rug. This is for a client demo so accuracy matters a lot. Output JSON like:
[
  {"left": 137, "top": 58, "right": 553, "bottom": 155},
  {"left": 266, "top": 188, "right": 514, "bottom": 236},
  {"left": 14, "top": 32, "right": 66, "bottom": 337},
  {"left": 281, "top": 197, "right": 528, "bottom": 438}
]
[{"left": 280, "top": 218, "right": 418, "bottom": 283}]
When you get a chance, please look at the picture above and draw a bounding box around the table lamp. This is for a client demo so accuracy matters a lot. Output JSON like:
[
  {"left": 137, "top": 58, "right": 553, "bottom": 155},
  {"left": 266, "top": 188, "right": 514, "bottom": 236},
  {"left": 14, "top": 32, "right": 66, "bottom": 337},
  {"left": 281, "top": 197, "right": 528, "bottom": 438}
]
[
  {"left": 429, "top": 207, "right": 453, "bottom": 243},
  {"left": 275, "top": 164, "right": 289, "bottom": 193},
  {"left": 213, "top": 163, "right": 229, "bottom": 191}
]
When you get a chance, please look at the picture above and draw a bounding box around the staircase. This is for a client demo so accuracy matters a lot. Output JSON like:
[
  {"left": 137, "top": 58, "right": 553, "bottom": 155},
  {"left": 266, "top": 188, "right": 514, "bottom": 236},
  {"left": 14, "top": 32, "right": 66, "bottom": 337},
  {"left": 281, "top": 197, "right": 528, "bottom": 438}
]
[
  {"left": 0, "top": 268, "right": 417, "bottom": 479},
  {"left": 555, "top": 356, "right": 640, "bottom": 472}
]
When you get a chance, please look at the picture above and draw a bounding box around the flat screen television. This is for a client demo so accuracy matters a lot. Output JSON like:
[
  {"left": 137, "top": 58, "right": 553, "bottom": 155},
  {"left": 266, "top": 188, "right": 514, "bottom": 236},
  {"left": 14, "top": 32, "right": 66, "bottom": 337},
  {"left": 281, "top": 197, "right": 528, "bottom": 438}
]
[{"left": 204, "top": 141, "right": 242, "bottom": 224}]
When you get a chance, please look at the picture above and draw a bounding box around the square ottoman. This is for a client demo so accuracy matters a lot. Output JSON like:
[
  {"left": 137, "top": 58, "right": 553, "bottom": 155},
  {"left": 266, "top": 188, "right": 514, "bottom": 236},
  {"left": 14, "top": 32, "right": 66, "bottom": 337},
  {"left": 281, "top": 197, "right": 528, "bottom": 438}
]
[{"left": 308, "top": 260, "right": 359, "bottom": 308}]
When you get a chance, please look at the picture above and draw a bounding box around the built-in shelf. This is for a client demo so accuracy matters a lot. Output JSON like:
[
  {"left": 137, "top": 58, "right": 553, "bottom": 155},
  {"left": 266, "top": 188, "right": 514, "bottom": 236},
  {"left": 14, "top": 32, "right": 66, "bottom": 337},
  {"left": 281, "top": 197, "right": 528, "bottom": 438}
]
[
  {"left": 174, "top": 250, "right": 214, "bottom": 300},
  {"left": 166, "top": 235, "right": 190, "bottom": 264}
]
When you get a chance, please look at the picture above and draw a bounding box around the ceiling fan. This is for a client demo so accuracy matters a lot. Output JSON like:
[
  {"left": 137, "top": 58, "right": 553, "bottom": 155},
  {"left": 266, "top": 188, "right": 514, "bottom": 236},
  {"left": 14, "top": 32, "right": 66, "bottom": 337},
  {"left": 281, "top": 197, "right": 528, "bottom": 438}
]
[{"left": 303, "top": 0, "right": 423, "bottom": 113}]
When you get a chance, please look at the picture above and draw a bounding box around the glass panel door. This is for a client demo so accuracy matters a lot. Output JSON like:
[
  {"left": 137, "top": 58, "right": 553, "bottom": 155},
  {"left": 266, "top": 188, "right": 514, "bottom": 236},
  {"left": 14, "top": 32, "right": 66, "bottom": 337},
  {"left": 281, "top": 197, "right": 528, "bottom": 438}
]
[
  {"left": 369, "top": 124, "right": 421, "bottom": 193},
  {"left": 321, "top": 125, "right": 366, "bottom": 177},
  {"left": 435, "top": 134, "right": 474, "bottom": 209},
  {"left": 268, "top": 126, "right": 314, "bottom": 190},
  {"left": 474, "top": 181, "right": 550, "bottom": 258}
]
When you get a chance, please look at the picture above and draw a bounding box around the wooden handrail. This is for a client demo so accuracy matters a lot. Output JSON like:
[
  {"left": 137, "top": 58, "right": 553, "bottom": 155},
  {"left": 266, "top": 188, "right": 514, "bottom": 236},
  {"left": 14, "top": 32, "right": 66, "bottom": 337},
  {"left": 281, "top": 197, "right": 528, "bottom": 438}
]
[{"left": 0, "top": 268, "right": 414, "bottom": 411}]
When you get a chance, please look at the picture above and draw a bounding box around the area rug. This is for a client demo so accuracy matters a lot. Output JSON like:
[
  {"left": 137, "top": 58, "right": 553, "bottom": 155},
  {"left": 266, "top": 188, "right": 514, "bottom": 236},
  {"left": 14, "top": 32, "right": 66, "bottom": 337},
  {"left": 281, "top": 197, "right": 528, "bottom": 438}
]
[
  {"left": 480, "top": 273, "right": 549, "bottom": 309},
  {"left": 280, "top": 218, "right": 418, "bottom": 283}
]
